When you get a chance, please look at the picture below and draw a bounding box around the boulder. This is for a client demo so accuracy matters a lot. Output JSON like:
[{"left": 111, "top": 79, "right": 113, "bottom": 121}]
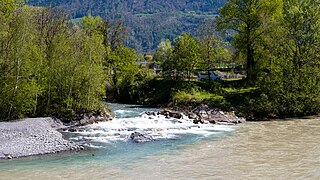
[
  {"left": 193, "top": 118, "right": 205, "bottom": 124},
  {"left": 190, "top": 104, "right": 246, "bottom": 125},
  {"left": 157, "top": 110, "right": 183, "bottom": 119},
  {"left": 145, "top": 112, "right": 157, "bottom": 116},
  {"left": 130, "top": 132, "right": 154, "bottom": 143},
  {"left": 169, "top": 111, "right": 183, "bottom": 119}
]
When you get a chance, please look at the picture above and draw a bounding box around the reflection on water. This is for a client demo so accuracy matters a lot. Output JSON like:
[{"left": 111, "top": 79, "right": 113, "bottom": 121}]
[{"left": 1, "top": 116, "right": 320, "bottom": 179}]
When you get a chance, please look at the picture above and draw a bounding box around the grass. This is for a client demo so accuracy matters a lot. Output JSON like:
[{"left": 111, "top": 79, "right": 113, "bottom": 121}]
[
  {"left": 168, "top": 78, "right": 258, "bottom": 111},
  {"left": 223, "top": 87, "right": 256, "bottom": 93},
  {"left": 223, "top": 78, "right": 243, "bottom": 81},
  {"left": 172, "top": 88, "right": 226, "bottom": 109},
  {"left": 173, "top": 89, "right": 221, "bottom": 103}
]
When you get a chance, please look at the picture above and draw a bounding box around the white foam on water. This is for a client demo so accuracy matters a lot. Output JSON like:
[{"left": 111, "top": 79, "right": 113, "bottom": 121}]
[
  {"left": 113, "top": 109, "right": 136, "bottom": 117},
  {"left": 114, "top": 109, "right": 134, "bottom": 114},
  {"left": 68, "top": 112, "right": 235, "bottom": 145}
]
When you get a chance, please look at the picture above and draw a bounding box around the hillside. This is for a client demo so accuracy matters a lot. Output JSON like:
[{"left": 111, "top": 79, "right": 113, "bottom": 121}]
[{"left": 27, "top": 0, "right": 227, "bottom": 52}]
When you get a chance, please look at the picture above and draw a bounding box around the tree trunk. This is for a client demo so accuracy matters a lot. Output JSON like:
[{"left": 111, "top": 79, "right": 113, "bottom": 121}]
[
  {"left": 246, "top": 42, "right": 255, "bottom": 82},
  {"left": 8, "top": 57, "right": 21, "bottom": 119}
]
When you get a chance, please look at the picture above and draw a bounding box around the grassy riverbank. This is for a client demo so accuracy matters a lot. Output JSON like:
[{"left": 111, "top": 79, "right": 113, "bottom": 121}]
[{"left": 110, "top": 77, "right": 320, "bottom": 121}]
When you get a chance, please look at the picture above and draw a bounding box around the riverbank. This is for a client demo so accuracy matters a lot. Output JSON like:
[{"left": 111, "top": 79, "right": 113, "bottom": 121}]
[{"left": 0, "top": 118, "right": 83, "bottom": 159}]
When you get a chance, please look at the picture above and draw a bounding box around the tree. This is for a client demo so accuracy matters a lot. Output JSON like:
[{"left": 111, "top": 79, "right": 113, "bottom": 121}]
[
  {"left": 0, "top": 6, "right": 43, "bottom": 120},
  {"left": 110, "top": 19, "right": 128, "bottom": 51},
  {"left": 0, "top": 0, "right": 25, "bottom": 18},
  {"left": 80, "top": 15, "right": 139, "bottom": 103},
  {"left": 108, "top": 45, "right": 139, "bottom": 98},
  {"left": 0, "top": 5, "right": 115, "bottom": 121},
  {"left": 244, "top": 0, "right": 320, "bottom": 118},
  {"left": 216, "top": 0, "right": 282, "bottom": 81},
  {"left": 197, "top": 19, "right": 231, "bottom": 81},
  {"left": 153, "top": 39, "right": 173, "bottom": 78},
  {"left": 172, "top": 33, "right": 200, "bottom": 80},
  {"left": 31, "top": 7, "right": 69, "bottom": 114}
]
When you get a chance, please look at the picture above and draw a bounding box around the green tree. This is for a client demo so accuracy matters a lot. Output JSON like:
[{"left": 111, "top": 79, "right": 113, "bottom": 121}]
[
  {"left": 81, "top": 15, "right": 139, "bottom": 104},
  {"left": 172, "top": 33, "right": 200, "bottom": 80},
  {"left": 0, "top": 0, "right": 15, "bottom": 18},
  {"left": 197, "top": 20, "right": 232, "bottom": 80},
  {"left": 0, "top": 6, "right": 111, "bottom": 121},
  {"left": 245, "top": 0, "right": 320, "bottom": 118},
  {"left": 0, "top": 6, "right": 42, "bottom": 120},
  {"left": 42, "top": 13, "right": 107, "bottom": 117},
  {"left": 153, "top": 39, "right": 173, "bottom": 79},
  {"left": 216, "top": 0, "right": 282, "bottom": 81},
  {"left": 108, "top": 45, "right": 139, "bottom": 98},
  {"left": 67, "top": 24, "right": 106, "bottom": 112},
  {"left": 31, "top": 7, "right": 68, "bottom": 114}
]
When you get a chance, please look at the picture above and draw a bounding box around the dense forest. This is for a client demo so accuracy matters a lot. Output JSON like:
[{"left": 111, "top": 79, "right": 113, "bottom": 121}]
[
  {"left": 26, "top": 0, "right": 228, "bottom": 52},
  {"left": 1, "top": 0, "right": 320, "bottom": 121}
]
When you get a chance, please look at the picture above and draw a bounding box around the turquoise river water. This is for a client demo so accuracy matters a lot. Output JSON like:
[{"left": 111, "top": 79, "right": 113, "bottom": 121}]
[{"left": 0, "top": 103, "right": 319, "bottom": 179}]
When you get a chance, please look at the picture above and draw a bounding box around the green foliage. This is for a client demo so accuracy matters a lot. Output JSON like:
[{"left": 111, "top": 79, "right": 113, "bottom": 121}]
[
  {"left": 0, "top": 6, "right": 42, "bottom": 119},
  {"left": 172, "top": 33, "right": 200, "bottom": 80},
  {"left": 154, "top": 33, "right": 201, "bottom": 80},
  {"left": 108, "top": 45, "right": 140, "bottom": 99},
  {"left": 0, "top": 0, "right": 15, "bottom": 17},
  {"left": 173, "top": 88, "right": 224, "bottom": 107},
  {"left": 0, "top": 6, "right": 108, "bottom": 121},
  {"left": 197, "top": 19, "right": 222, "bottom": 71},
  {"left": 81, "top": 14, "right": 103, "bottom": 35},
  {"left": 234, "top": 0, "right": 320, "bottom": 119},
  {"left": 153, "top": 39, "right": 173, "bottom": 78},
  {"left": 216, "top": 0, "right": 283, "bottom": 81},
  {"left": 253, "top": 0, "right": 320, "bottom": 118},
  {"left": 153, "top": 39, "right": 173, "bottom": 63}
]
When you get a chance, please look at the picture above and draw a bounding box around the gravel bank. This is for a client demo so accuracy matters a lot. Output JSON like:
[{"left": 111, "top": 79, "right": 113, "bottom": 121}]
[{"left": 0, "top": 118, "right": 81, "bottom": 159}]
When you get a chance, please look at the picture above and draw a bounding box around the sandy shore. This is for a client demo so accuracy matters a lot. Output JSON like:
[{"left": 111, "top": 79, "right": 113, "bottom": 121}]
[{"left": 0, "top": 118, "right": 81, "bottom": 159}]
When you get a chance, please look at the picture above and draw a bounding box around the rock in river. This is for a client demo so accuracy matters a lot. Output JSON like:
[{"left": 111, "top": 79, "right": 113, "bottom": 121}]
[{"left": 130, "top": 132, "right": 154, "bottom": 143}]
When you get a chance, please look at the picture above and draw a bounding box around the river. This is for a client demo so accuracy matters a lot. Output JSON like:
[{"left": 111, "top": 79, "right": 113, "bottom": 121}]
[{"left": 0, "top": 104, "right": 319, "bottom": 179}]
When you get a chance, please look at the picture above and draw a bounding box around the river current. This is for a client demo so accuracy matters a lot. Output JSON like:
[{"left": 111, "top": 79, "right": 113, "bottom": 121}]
[{"left": 0, "top": 103, "right": 319, "bottom": 179}]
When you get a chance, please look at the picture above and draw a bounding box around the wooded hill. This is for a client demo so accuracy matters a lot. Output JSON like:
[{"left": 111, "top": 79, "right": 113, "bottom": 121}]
[{"left": 27, "top": 0, "right": 227, "bottom": 52}]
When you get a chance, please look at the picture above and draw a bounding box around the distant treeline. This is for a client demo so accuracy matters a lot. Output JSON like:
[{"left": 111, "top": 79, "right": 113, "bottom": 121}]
[{"left": 26, "top": 0, "right": 228, "bottom": 52}]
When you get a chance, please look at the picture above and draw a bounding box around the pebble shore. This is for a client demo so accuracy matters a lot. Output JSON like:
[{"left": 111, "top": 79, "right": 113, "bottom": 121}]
[{"left": 0, "top": 118, "right": 81, "bottom": 159}]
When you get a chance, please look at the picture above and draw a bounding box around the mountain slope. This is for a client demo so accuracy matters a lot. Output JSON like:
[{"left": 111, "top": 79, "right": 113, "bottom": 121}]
[{"left": 27, "top": 0, "right": 227, "bottom": 52}]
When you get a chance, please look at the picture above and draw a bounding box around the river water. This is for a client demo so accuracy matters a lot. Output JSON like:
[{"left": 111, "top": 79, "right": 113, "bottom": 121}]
[{"left": 0, "top": 104, "right": 319, "bottom": 179}]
